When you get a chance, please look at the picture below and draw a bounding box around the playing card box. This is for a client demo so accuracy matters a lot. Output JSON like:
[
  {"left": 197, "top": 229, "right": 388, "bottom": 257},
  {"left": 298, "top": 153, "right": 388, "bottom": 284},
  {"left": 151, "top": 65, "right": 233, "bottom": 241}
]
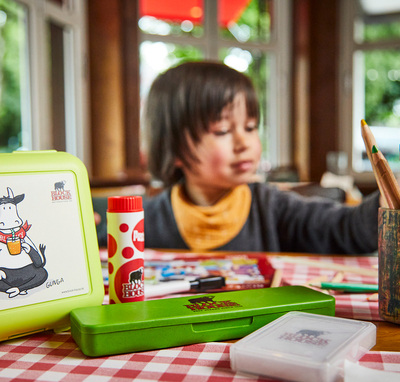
[{"left": 230, "top": 311, "right": 376, "bottom": 382}]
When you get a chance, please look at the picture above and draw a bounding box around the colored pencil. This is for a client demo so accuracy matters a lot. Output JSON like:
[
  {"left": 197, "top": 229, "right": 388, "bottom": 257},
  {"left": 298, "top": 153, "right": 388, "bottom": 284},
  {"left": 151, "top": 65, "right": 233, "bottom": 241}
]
[
  {"left": 311, "top": 282, "right": 378, "bottom": 293},
  {"left": 371, "top": 145, "right": 400, "bottom": 209},
  {"left": 367, "top": 293, "right": 379, "bottom": 302},
  {"left": 361, "top": 119, "right": 388, "bottom": 208}
]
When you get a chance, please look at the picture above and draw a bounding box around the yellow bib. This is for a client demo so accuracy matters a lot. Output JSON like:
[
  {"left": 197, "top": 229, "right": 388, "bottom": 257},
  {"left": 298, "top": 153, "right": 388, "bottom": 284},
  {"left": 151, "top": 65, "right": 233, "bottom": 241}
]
[{"left": 171, "top": 184, "right": 252, "bottom": 251}]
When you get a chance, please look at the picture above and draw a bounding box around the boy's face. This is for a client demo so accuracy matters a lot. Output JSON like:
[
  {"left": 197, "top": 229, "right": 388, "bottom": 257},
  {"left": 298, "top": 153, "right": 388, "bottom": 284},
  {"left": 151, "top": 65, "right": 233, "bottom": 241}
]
[{"left": 177, "top": 93, "right": 262, "bottom": 198}]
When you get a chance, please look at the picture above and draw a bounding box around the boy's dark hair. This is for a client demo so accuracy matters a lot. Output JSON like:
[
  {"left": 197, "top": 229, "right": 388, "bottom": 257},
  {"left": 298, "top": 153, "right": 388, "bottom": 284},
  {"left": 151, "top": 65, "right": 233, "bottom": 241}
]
[{"left": 145, "top": 61, "right": 259, "bottom": 186}]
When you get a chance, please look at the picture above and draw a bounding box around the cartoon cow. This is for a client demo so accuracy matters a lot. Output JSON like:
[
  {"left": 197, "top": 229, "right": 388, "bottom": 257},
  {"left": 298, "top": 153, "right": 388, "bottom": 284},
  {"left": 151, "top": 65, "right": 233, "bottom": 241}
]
[{"left": 0, "top": 187, "right": 47, "bottom": 298}]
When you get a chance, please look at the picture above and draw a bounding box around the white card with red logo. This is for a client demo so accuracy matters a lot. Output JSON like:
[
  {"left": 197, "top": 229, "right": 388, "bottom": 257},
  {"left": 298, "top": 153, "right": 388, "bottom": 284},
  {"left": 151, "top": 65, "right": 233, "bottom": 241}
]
[{"left": 0, "top": 172, "right": 89, "bottom": 310}]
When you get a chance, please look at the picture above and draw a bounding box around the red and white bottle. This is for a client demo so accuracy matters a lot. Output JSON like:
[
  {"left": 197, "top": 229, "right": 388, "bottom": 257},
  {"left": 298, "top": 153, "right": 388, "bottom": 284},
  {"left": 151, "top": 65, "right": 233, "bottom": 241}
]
[{"left": 107, "top": 196, "right": 144, "bottom": 304}]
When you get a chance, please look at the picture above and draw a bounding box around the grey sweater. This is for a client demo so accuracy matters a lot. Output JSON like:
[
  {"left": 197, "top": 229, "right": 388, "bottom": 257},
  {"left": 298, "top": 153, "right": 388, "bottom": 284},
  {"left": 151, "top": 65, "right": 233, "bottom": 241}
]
[{"left": 143, "top": 183, "right": 380, "bottom": 254}]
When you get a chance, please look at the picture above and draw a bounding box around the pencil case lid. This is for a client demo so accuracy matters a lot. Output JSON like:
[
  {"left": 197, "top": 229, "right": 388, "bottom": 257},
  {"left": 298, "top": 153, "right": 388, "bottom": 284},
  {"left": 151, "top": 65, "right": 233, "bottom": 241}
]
[{"left": 71, "top": 286, "right": 334, "bottom": 334}]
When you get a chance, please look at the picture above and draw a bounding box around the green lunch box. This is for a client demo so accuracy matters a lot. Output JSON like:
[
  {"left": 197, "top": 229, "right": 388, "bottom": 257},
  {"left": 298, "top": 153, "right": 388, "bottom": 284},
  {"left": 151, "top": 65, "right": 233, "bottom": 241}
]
[
  {"left": 0, "top": 151, "right": 104, "bottom": 342},
  {"left": 70, "top": 286, "right": 335, "bottom": 357}
]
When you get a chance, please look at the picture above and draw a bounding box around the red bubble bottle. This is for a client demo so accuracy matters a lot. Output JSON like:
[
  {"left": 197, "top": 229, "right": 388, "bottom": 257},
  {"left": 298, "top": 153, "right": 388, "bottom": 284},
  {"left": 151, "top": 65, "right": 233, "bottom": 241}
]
[{"left": 107, "top": 196, "right": 144, "bottom": 304}]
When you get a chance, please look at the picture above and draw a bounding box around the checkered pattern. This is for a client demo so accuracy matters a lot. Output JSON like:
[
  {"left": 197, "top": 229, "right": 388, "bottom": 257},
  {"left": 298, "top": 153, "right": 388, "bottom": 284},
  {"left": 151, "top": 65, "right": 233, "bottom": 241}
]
[
  {"left": 359, "top": 352, "right": 400, "bottom": 373},
  {"left": 0, "top": 254, "right": 386, "bottom": 381},
  {"left": 268, "top": 255, "right": 381, "bottom": 321},
  {"left": 0, "top": 333, "right": 399, "bottom": 381},
  {"left": 0, "top": 333, "right": 270, "bottom": 382}
]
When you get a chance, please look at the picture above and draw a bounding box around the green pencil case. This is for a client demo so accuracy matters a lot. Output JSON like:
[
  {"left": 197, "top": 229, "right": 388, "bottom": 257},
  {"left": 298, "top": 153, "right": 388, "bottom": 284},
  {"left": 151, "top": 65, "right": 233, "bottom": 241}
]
[{"left": 70, "top": 286, "right": 335, "bottom": 357}]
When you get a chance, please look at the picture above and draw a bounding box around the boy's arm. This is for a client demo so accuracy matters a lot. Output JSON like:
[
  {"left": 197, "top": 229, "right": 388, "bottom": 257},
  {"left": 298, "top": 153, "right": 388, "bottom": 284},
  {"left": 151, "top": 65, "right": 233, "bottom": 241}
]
[{"left": 273, "top": 188, "right": 380, "bottom": 254}]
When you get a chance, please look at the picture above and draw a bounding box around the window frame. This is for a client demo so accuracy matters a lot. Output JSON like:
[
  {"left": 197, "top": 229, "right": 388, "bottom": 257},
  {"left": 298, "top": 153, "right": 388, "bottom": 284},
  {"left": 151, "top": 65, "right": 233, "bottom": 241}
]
[
  {"left": 138, "top": 0, "right": 292, "bottom": 169},
  {"left": 14, "top": 0, "right": 90, "bottom": 171},
  {"left": 339, "top": 0, "right": 400, "bottom": 183}
]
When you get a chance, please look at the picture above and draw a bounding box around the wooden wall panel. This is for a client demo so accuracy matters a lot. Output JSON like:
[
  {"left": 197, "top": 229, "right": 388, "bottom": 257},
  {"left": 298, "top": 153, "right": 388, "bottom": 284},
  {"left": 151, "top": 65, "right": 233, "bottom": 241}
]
[
  {"left": 308, "top": 0, "right": 340, "bottom": 182},
  {"left": 292, "top": 0, "right": 340, "bottom": 182},
  {"left": 88, "top": 0, "right": 126, "bottom": 179}
]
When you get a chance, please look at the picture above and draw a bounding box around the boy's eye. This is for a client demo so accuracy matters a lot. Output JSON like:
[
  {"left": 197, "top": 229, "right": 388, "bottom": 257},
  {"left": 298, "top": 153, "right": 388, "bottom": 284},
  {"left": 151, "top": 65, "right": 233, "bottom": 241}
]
[
  {"left": 213, "top": 129, "right": 230, "bottom": 136},
  {"left": 245, "top": 125, "right": 257, "bottom": 132}
]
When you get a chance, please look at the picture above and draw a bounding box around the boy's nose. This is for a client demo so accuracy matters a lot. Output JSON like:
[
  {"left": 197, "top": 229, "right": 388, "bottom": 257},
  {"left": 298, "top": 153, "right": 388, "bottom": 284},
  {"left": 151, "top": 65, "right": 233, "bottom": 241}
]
[{"left": 233, "top": 130, "right": 248, "bottom": 152}]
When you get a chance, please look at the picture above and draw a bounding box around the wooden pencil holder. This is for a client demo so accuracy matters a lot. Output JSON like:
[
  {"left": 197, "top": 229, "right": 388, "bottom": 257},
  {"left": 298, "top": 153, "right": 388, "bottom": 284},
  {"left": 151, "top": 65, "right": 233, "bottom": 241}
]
[{"left": 378, "top": 208, "right": 400, "bottom": 324}]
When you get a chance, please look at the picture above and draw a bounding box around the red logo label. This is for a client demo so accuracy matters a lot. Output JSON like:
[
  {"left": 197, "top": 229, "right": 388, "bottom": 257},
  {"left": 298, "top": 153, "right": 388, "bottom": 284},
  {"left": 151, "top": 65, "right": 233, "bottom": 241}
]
[
  {"left": 114, "top": 260, "right": 144, "bottom": 302},
  {"left": 51, "top": 190, "right": 72, "bottom": 201}
]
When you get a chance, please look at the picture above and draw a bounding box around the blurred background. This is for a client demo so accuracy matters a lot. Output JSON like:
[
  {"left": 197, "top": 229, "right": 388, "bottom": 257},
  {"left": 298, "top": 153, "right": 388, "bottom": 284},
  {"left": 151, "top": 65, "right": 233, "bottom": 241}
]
[{"left": 0, "top": 0, "right": 400, "bottom": 196}]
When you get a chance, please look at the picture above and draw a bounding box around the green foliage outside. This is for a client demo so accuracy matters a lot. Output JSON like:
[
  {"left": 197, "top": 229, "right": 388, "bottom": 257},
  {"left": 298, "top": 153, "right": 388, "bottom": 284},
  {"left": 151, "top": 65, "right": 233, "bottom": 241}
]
[
  {"left": 167, "top": 43, "right": 203, "bottom": 63},
  {"left": 363, "top": 20, "right": 400, "bottom": 43},
  {"left": 0, "top": 0, "right": 24, "bottom": 152},
  {"left": 220, "top": 0, "right": 271, "bottom": 42},
  {"left": 362, "top": 21, "right": 400, "bottom": 168},
  {"left": 364, "top": 49, "right": 400, "bottom": 127}
]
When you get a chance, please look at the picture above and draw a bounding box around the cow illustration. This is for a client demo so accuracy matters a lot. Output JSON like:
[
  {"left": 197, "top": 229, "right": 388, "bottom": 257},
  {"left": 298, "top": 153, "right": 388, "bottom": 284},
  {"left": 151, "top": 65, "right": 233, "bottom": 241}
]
[
  {"left": 129, "top": 268, "right": 143, "bottom": 286},
  {"left": 54, "top": 181, "right": 66, "bottom": 191},
  {"left": 188, "top": 296, "right": 215, "bottom": 304},
  {"left": 0, "top": 187, "right": 47, "bottom": 298}
]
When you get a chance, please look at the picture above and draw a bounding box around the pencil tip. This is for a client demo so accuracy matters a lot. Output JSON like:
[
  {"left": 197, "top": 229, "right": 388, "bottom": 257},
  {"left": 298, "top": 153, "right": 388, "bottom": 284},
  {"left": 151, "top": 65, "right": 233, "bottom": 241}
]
[
  {"left": 372, "top": 145, "right": 379, "bottom": 154},
  {"left": 361, "top": 119, "right": 367, "bottom": 127}
]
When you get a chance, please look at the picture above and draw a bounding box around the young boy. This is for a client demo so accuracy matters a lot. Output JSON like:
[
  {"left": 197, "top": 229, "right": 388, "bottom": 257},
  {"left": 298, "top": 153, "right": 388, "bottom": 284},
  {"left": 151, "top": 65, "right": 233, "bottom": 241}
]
[{"left": 143, "top": 61, "right": 380, "bottom": 254}]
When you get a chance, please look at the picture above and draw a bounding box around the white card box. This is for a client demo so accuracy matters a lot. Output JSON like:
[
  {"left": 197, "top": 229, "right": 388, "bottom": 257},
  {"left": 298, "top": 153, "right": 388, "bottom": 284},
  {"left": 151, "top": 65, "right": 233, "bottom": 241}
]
[{"left": 230, "top": 311, "right": 376, "bottom": 382}]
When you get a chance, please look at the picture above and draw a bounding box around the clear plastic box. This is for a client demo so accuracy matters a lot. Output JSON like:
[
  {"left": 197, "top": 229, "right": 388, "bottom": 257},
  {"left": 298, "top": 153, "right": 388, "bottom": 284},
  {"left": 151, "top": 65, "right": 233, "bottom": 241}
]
[{"left": 230, "top": 311, "right": 376, "bottom": 382}]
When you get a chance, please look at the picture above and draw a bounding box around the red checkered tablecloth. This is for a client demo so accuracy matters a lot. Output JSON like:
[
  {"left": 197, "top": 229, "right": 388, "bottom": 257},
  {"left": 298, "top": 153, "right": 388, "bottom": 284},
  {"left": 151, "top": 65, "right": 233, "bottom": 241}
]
[
  {"left": 1, "top": 254, "right": 392, "bottom": 381},
  {"left": 268, "top": 255, "right": 381, "bottom": 321},
  {"left": 0, "top": 332, "right": 399, "bottom": 382}
]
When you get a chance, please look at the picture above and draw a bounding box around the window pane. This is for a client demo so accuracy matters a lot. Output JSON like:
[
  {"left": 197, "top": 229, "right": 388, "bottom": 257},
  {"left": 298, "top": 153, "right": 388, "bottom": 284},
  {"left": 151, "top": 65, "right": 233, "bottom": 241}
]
[
  {"left": 139, "top": 0, "right": 204, "bottom": 38},
  {"left": 0, "top": 0, "right": 27, "bottom": 153},
  {"left": 140, "top": 41, "right": 203, "bottom": 100},
  {"left": 220, "top": 47, "right": 271, "bottom": 170},
  {"left": 356, "top": 49, "right": 400, "bottom": 172},
  {"left": 357, "top": 17, "right": 400, "bottom": 43},
  {"left": 219, "top": 0, "right": 272, "bottom": 43},
  {"left": 364, "top": 49, "right": 400, "bottom": 127}
]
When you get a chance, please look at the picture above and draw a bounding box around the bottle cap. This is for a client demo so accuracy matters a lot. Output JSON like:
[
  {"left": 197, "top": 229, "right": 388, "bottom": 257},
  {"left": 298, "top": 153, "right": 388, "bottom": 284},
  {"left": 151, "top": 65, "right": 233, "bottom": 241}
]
[{"left": 107, "top": 196, "right": 143, "bottom": 212}]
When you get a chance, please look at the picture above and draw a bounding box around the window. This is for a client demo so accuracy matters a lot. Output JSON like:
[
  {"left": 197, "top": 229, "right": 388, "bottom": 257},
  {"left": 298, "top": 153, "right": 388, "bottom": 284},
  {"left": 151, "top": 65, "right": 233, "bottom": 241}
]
[
  {"left": 0, "top": 0, "right": 89, "bottom": 169},
  {"left": 340, "top": 0, "right": 400, "bottom": 182},
  {"left": 138, "top": 0, "right": 292, "bottom": 171},
  {"left": 0, "top": 0, "right": 28, "bottom": 153}
]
